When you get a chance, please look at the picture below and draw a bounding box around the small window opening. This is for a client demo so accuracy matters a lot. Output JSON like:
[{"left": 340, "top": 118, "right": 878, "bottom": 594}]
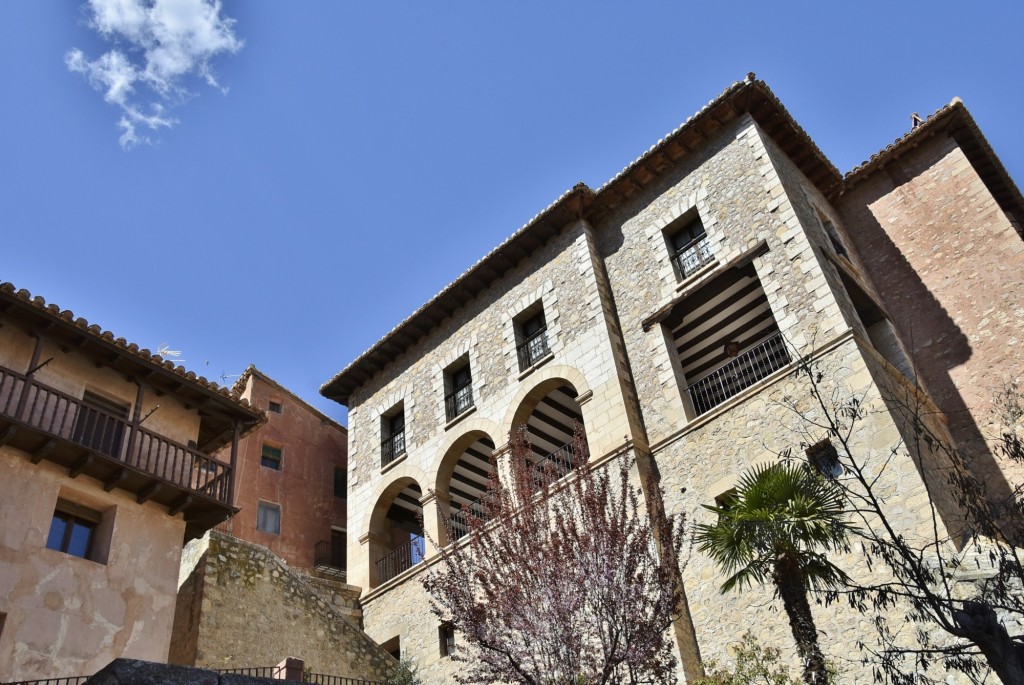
[
  {"left": 268, "top": 400, "right": 283, "bottom": 414},
  {"left": 334, "top": 466, "right": 347, "bottom": 498},
  {"left": 821, "top": 217, "right": 849, "bottom": 259},
  {"left": 381, "top": 636, "right": 401, "bottom": 661},
  {"left": 261, "top": 444, "right": 283, "bottom": 470},
  {"left": 47, "top": 500, "right": 101, "bottom": 559},
  {"left": 439, "top": 623, "right": 457, "bottom": 657},
  {"left": 806, "top": 440, "right": 843, "bottom": 479},
  {"left": 713, "top": 489, "right": 738, "bottom": 513},
  {"left": 257, "top": 501, "right": 281, "bottom": 534}
]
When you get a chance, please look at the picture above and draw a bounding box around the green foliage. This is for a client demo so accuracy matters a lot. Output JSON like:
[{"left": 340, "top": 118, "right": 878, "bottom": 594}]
[
  {"left": 386, "top": 657, "right": 422, "bottom": 685},
  {"left": 693, "top": 634, "right": 803, "bottom": 685}
]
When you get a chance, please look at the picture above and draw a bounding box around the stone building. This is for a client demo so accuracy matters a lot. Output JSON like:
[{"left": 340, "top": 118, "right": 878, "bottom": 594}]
[
  {"left": 216, "top": 365, "right": 348, "bottom": 575},
  {"left": 321, "top": 74, "right": 1022, "bottom": 682},
  {"left": 0, "top": 282, "right": 263, "bottom": 681}
]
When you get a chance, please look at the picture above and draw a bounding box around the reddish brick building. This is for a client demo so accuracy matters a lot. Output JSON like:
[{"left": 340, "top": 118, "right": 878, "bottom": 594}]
[
  {"left": 217, "top": 366, "right": 347, "bottom": 574},
  {"left": 837, "top": 100, "right": 1024, "bottom": 494}
]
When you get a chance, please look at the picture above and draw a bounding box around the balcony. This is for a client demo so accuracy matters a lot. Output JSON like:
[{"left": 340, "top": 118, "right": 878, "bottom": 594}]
[
  {"left": 671, "top": 235, "right": 715, "bottom": 280},
  {"left": 313, "top": 539, "right": 346, "bottom": 581},
  {"left": 686, "top": 333, "right": 791, "bottom": 416},
  {"left": 449, "top": 493, "right": 496, "bottom": 541},
  {"left": 375, "top": 536, "right": 423, "bottom": 584},
  {"left": 444, "top": 383, "right": 474, "bottom": 421},
  {"left": 0, "top": 363, "right": 234, "bottom": 527},
  {"left": 530, "top": 439, "right": 588, "bottom": 491},
  {"left": 380, "top": 430, "right": 406, "bottom": 468},
  {"left": 516, "top": 327, "right": 550, "bottom": 371}
]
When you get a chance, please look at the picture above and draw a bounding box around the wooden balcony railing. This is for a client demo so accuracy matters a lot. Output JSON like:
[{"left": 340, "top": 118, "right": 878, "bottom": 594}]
[{"left": 0, "top": 363, "right": 232, "bottom": 510}]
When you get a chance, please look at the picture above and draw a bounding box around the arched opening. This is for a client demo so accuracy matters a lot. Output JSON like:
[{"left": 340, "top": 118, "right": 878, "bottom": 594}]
[
  {"left": 368, "top": 479, "right": 424, "bottom": 587},
  {"left": 436, "top": 435, "right": 496, "bottom": 542},
  {"left": 521, "top": 383, "right": 587, "bottom": 488}
]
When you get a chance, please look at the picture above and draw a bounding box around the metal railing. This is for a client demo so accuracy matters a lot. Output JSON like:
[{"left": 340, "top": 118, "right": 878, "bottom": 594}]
[
  {"left": 380, "top": 429, "right": 406, "bottom": 467},
  {"left": 686, "top": 333, "right": 791, "bottom": 416},
  {"left": 0, "top": 364, "right": 232, "bottom": 504},
  {"left": 375, "top": 536, "right": 424, "bottom": 584},
  {"left": 314, "top": 539, "right": 346, "bottom": 580},
  {"left": 449, "top": 494, "right": 495, "bottom": 541},
  {"left": 307, "top": 674, "right": 386, "bottom": 685},
  {"left": 670, "top": 235, "right": 714, "bottom": 279},
  {"left": 530, "top": 440, "right": 588, "bottom": 490},
  {"left": 444, "top": 383, "right": 474, "bottom": 421},
  {"left": 516, "top": 327, "right": 550, "bottom": 371},
  {"left": 214, "top": 667, "right": 384, "bottom": 685}
]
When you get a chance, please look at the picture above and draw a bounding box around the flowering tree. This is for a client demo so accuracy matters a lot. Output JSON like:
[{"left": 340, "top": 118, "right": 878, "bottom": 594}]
[{"left": 422, "top": 425, "right": 685, "bottom": 685}]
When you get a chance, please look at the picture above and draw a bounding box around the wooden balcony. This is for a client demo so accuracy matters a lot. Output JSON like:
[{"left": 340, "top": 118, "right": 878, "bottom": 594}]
[{"left": 0, "top": 363, "right": 236, "bottom": 531}]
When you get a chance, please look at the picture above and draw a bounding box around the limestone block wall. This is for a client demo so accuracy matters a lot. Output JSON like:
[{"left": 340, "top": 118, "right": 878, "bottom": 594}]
[
  {"left": 170, "top": 532, "right": 395, "bottom": 681},
  {"left": 656, "top": 338, "right": 957, "bottom": 682},
  {"left": 838, "top": 134, "right": 1024, "bottom": 492},
  {"left": 0, "top": 453, "right": 186, "bottom": 681}
]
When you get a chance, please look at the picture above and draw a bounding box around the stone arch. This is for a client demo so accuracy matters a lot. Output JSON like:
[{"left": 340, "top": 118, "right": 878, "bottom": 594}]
[
  {"left": 367, "top": 473, "right": 427, "bottom": 588},
  {"left": 500, "top": 364, "right": 592, "bottom": 439},
  {"left": 433, "top": 426, "right": 498, "bottom": 545}
]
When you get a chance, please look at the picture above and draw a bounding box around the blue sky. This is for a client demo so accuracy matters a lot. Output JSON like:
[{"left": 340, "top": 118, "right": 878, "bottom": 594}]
[{"left": 1, "top": 2, "right": 1021, "bottom": 423}]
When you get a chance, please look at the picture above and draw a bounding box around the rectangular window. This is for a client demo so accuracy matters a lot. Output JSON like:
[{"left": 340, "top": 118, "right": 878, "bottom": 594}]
[
  {"left": 439, "top": 623, "right": 456, "bottom": 657},
  {"left": 257, "top": 501, "right": 281, "bottom": 534},
  {"left": 261, "top": 444, "right": 282, "bottom": 470},
  {"left": 46, "top": 500, "right": 101, "bottom": 559},
  {"left": 268, "top": 400, "right": 283, "bottom": 414},
  {"left": 444, "top": 359, "right": 474, "bottom": 421},
  {"left": 381, "top": 407, "right": 406, "bottom": 467},
  {"left": 334, "top": 466, "right": 347, "bottom": 498},
  {"left": 666, "top": 215, "right": 714, "bottom": 280},
  {"left": 515, "top": 305, "right": 550, "bottom": 371}
]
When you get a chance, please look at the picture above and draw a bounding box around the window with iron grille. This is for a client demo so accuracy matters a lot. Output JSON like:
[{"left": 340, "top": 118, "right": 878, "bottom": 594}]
[
  {"left": 439, "top": 622, "right": 457, "bottom": 657},
  {"left": 268, "top": 400, "right": 283, "bottom": 414},
  {"left": 381, "top": 407, "right": 406, "bottom": 467},
  {"left": 806, "top": 439, "right": 843, "bottom": 479},
  {"left": 444, "top": 359, "right": 474, "bottom": 420},
  {"left": 514, "top": 305, "right": 550, "bottom": 371},
  {"left": 666, "top": 215, "right": 714, "bottom": 280}
]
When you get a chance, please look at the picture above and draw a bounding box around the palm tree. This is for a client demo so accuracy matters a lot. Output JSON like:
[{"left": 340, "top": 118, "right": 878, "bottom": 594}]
[{"left": 695, "top": 462, "right": 851, "bottom": 685}]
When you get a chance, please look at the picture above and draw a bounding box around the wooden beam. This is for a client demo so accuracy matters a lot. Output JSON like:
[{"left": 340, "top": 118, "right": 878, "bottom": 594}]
[
  {"left": 169, "top": 494, "right": 193, "bottom": 517},
  {"left": 30, "top": 439, "right": 56, "bottom": 465},
  {"left": 69, "top": 453, "right": 94, "bottom": 478},
  {"left": 137, "top": 481, "right": 162, "bottom": 505},
  {"left": 0, "top": 425, "right": 17, "bottom": 447},
  {"left": 103, "top": 468, "right": 128, "bottom": 492}
]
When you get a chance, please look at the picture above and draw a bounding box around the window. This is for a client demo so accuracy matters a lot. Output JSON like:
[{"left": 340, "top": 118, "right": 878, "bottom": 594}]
[
  {"left": 46, "top": 500, "right": 100, "bottom": 559},
  {"left": 381, "top": 407, "right": 406, "bottom": 467},
  {"left": 444, "top": 359, "right": 474, "bottom": 420},
  {"left": 515, "top": 304, "right": 550, "bottom": 371},
  {"left": 439, "top": 622, "right": 457, "bottom": 657},
  {"left": 268, "top": 400, "right": 283, "bottom": 414},
  {"left": 261, "top": 443, "right": 282, "bottom": 470},
  {"left": 806, "top": 440, "right": 843, "bottom": 479},
  {"left": 71, "top": 391, "right": 130, "bottom": 459},
  {"left": 334, "top": 466, "right": 347, "bottom": 498},
  {"left": 821, "top": 216, "right": 849, "bottom": 259},
  {"left": 666, "top": 264, "right": 791, "bottom": 417},
  {"left": 257, "top": 501, "right": 281, "bottom": 534},
  {"left": 714, "top": 488, "right": 738, "bottom": 513},
  {"left": 666, "top": 215, "right": 714, "bottom": 280}
]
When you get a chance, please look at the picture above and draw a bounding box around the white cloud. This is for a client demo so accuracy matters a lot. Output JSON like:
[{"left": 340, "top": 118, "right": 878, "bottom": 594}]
[{"left": 67, "top": 0, "right": 242, "bottom": 148}]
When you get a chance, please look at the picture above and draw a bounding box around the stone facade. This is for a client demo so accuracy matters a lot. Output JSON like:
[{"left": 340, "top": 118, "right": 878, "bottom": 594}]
[
  {"left": 321, "top": 77, "right": 1022, "bottom": 683},
  {"left": 170, "top": 532, "right": 395, "bottom": 681}
]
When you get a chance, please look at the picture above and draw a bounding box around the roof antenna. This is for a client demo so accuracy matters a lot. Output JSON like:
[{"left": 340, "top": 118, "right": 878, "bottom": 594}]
[{"left": 911, "top": 112, "right": 924, "bottom": 128}]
